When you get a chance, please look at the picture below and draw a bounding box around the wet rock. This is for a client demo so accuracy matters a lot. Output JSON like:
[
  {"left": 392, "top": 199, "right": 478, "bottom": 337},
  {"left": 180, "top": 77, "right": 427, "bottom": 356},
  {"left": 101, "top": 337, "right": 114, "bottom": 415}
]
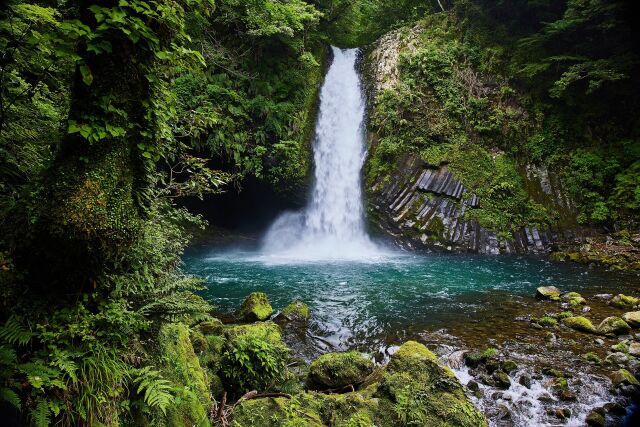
[
  {"left": 308, "top": 351, "right": 374, "bottom": 389},
  {"left": 276, "top": 300, "right": 310, "bottom": 322},
  {"left": 629, "top": 342, "right": 640, "bottom": 357},
  {"left": 594, "top": 293, "right": 613, "bottom": 301},
  {"left": 584, "top": 352, "right": 602, "bottom": 365},
  {"left": 519, "top": 374, "right": 531, "bottom": 388},
  {"left": 557, "top": 389, "right": 577, "bottom": 401},
  {"left": 237, "top": 292, "right": 273, "bottom": 321},
  {"left": 554, "top": 407, "right": 571, "bottom": 419},
  {"left": 467, "top": 380, "right": 480, "bottom": 391},
  {"left": 562, "top": 291, "right": 586, "bottom": 306},
  {"left": 610, "top": 368, "right": 639, "bottom": 386},
  {"left": 536, "top": 286, "right": 561, "bottom": 300},
  {"left": 605, "top": 352, "right": 629, "bottom": 365},
  {"left": 586, "top": 409, "right": 605, "bottom": 427},
  {"left": 464, "top": 347, "right": 499, "bottom": 367},
  {"left": 542, "top": 367, "right": 565, "bottom": 378},
  {"left": 493, "top": 370, "right": 511, "bottom": 389},
  {"left": 610, "top": 294, "right": 639, "bottom": 309},
  {"left": 611, "top": 340, "right": 629, "bottom": 353},
  {"left": 595, "top": 338, "right": 605, "bottom": 346},
  {"left": 598, "top": 316, "right": 631, "bottom": 335},
  {"left": 502, "top": 360, "right": 518, "bottom": 373},
  {"left": 563, "top": 316, "right": 597, "bottom": 333},
  {"left": 495, "top": 404, "right": 511, "bottom": 420},
  {"left": 537, "top": 393, "right": 554, "bottom": 403},
  {"left": 622, "top": 311, "right": 640, "bottom": 328},
  {"left": 583, "top": 305, "right": 591, "bottom": 313},
  {"left": 604, "top": 402, "right": 626, "bottom": 415},
  {"left": 446, "top": 350, "right": 466, "bottom": 369}
]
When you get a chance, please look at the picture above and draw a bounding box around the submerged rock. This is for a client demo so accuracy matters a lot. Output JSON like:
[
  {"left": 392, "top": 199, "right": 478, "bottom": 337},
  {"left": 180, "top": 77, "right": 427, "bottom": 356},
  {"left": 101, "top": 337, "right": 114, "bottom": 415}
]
[
  {"left": 598, "top": 316, "right": 631, "bottom": 336},
  {"left": 622, "top": 311, "right": 640, "bottom": 328},
  {"left": 563, "top": 316, "right": 597, "bottom": 333},
  {"left": 536, "top": 286, "right": 561, "bottom": 300},
  {"left": 308, "top": 351, "right": 374, "bottom": 390},
  {"left": 237, "top": 292, "right": 273, "bottom": 321},
  {"left": 610, "top": 294, "right": 639, "bottom": 310}
]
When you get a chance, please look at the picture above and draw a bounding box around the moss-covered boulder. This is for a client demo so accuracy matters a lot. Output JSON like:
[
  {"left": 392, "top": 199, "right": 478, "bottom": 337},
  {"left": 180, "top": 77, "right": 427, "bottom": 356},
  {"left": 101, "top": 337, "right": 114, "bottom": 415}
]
[
  {"left": 156, "top": 323, "right": 211, "bottom": 426},
  {"left": 377, "top": 341, "right": 488, "bottom": 427},
  {"left": 597, "top": 316, "right": 631, "bottom": 335},
  {"left": 610, "top": 369, "right": 639, "bottom": 386},
  {"left": 278, "top": 300, "right": 310, "bottom": 322},
  {"left": 562, "top": 291, "right": 586, "bottom": 306},
  {"left": 537, "top": 316, "right": 558, "bottom": 327},
  {"left": 308, "top": 351, "right": 374, "bottom": 390},
  {"left": 222, "top": 322, "right": 289, "bottom": 392},
  {"left": 238, "top": 292, "right": 273, "bottom": 321},
  {"left": 562, "top": 316, "right": 597, "bottom": 333},
  {"left": 198, "top": 318, "right": 224, "bottom": 335},
  {"left": 231, "top": 396, "right": 324, "bottom": 427},
  {"left": 536, "top": 286, "right": 561, "bottom": 300},
  {"left": 610, "top": 294, "right": 639, "bottom": 309},
  {"left": 622, "top": 311, "right": 640, "bottom": 328}
]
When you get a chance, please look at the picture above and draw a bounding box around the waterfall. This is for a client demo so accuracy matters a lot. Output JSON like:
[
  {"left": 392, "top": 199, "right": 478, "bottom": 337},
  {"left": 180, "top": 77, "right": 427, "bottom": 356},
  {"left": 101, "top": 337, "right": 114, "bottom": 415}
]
[{"left": 262, "top": 47, "right": 382, "bottom": 261}]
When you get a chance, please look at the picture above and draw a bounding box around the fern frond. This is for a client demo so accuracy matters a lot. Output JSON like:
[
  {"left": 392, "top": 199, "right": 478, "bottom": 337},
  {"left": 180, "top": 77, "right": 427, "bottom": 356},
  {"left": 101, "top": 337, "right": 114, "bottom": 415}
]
[
  {"left": 30, "top": 399, "right": 50, "bottom": 427},
  {"left": 132, "top": 366, "right": 174, "bottom": 415},
  {"left": 0, "top": 388, "right": 21, "bottom": 409},
  {"left": 0, "top": 316, "right": 34, "bottom": 346}
]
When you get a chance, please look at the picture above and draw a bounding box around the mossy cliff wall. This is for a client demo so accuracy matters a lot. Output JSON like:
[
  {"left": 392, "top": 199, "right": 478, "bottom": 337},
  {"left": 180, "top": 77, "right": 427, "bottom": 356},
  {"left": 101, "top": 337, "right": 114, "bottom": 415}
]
[{"left": 360, "top": 15, "right": 590, "bottom": 255}]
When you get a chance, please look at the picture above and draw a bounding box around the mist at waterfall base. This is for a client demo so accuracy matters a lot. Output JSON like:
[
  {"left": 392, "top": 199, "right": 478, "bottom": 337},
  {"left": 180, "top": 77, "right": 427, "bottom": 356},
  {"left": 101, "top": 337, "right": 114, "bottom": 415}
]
[{"left": 261, "top": 47, "right": 385, "bottom": 262}]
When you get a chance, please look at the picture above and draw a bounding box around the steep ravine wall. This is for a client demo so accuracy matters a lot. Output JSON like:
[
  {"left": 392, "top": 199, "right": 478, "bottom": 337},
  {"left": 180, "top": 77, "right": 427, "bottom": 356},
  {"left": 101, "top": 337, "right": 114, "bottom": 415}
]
[{"left": 360, "top": 24, "right": 589, "bottom": 255}]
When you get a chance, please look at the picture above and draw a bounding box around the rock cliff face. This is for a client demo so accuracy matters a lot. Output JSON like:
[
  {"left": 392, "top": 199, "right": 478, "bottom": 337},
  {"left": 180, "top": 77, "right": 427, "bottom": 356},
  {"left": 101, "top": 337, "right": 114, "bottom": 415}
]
[
  {"left": 368, "top": 155, "right": 586, "bottom": 254},
  {"left": 361, "top": 23, "right": 588, "bottom": 255}
]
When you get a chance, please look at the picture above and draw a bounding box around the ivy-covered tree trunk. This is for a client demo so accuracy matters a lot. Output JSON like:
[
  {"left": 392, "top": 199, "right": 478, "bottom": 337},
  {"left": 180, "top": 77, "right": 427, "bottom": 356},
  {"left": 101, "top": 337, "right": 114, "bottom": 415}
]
[{"left": 33, "top": 1, "right": 184, "bottom": 286}]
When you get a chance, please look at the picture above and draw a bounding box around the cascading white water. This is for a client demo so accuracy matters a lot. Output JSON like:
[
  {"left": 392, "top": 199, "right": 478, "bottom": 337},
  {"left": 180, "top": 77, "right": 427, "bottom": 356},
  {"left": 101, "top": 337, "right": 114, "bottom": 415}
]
[{"left": 262, "top": 47, "right": 382, "bottom": 261}]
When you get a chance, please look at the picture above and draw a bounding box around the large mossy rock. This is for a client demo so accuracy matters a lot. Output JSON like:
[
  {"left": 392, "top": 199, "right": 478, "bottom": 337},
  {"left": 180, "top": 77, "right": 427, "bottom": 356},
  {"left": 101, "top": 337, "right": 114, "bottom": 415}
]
[
  {"left": 610, "top": 294, "right": 639, "bottom": 309},
  {"left": 597, "top": 316, "right": 631, "bottom": 335},
  {"left": 308, "top": 351, "right": 374, "bottom": 389},
  {"left": 156, "top": 323, "right": 211, "bottom": 426},
  {"left": 562, "top": 316, "right": 597, "bottom": 333},
  {"left": 622, "top": 311, "right": 640, "bottom": 328},
  {"left": 536, "top": 286, "right": 561, "bottom": 300},
  {"left": 237, "top": 292, "right": 273, "bottom": 321},
  {"left": 231, "top": 396, "right": 324, "bottom": 427},
  {"left": 377, "top": 341, "right": 488, "bottom": 427}
]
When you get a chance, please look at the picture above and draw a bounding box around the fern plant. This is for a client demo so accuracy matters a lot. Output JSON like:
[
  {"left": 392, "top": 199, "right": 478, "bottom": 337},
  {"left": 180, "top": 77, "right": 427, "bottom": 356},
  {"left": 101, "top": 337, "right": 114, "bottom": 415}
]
[{"left": 132, "top": 366, "right": 174, "bottom": 415}]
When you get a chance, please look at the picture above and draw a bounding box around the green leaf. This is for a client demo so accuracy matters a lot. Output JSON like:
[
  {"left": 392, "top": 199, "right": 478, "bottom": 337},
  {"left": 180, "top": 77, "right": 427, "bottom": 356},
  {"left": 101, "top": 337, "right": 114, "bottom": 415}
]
[{"left": 79, "top": 64, "right": 93, "bottom": 86}]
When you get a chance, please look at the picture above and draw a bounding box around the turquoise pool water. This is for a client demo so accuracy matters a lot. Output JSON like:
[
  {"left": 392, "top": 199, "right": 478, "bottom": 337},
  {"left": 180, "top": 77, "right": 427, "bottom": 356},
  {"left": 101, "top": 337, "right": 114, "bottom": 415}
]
[{"left": 183, "top": 244, "right": 638, "bottom": 357}]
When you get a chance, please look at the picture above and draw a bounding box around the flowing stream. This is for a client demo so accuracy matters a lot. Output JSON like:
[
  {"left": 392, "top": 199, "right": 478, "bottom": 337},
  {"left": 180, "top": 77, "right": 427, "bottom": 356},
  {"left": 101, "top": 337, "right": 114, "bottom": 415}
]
[
  {"left": 184, "top": 46, "right": 640, "bottom": 426},
  {"left": 262, "top": 47, "right": 382, "bottom": 261}
]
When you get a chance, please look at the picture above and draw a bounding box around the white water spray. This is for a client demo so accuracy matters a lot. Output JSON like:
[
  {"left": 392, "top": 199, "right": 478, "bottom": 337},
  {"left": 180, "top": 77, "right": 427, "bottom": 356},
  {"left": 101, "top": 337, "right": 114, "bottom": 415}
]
[{"left": 262, "top": 47, "right": 382, "bottom": 261}]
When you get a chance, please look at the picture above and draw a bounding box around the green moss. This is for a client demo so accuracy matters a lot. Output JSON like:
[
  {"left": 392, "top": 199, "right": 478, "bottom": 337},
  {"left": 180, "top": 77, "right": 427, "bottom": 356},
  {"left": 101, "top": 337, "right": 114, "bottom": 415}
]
[
  {"left": 308, "top": 351, "right": 374, "bottom": 390},
  {"left": 562, "top": 316, "right": 597, "bottom": 334},
  {"left": 281, "top": 300, "right": 310, "bottom": 321},
  {"left": 557, "top": 311, "right": 573, "bottom": 319},
  {"left": 584, "top": 352, "right": 602, "bottom": 365},
  {"left": 502, "top": 360, "right": 518, "bottom": 373},
  {"left": 611, "top": 369, "right": 639, "bottom": 386},
  {"left": 237, "top": 292, "right": 273, "bottom": 321},
  {"left": 597, "top": 316, "right": 631, "bottom": 335},
  {"left": 198, "top": 318, "right": 224, "bottom": 335},
  {"left": 464, "top": 347, "right": 499, "bottom": 367},
  {"left": 377, "top": 341, "right": 487, "bottom": 427},
  {"left": 610, "top": 294, "right": 639, "bottom": 309},
  {"left": 538, "top": 316, "right": 558, "bottom": 327},
  {"left": 231, "top": 396, "right": 324, "bottom": 427},
  {"left": 156, "top": 323, "right": 211, "bottom": 427}
]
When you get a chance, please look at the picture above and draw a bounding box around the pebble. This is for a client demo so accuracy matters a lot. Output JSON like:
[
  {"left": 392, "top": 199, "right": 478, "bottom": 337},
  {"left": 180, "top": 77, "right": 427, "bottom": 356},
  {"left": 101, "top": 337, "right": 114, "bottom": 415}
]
[
  {"left": 595, "top": 338, "right": 605, "bottom": 346},
  {"left": 582, "top": 306, "right": 591, "bottom": 312}
]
